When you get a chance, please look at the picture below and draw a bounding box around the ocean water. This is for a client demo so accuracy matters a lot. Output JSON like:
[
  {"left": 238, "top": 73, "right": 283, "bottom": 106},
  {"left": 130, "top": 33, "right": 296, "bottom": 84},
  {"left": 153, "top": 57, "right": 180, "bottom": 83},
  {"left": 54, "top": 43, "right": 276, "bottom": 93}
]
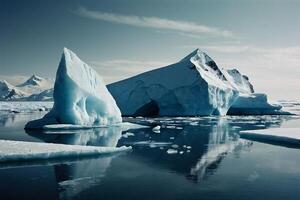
[{"left": 0, "top": 103, "right": 299, "bottom": 200}]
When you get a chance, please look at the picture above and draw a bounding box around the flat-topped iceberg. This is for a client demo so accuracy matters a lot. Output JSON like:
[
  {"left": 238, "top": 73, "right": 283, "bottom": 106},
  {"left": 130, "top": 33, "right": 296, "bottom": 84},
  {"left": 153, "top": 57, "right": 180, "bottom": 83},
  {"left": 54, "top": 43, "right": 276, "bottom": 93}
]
[
  {"left": 25, "top": 48, "right": 122, "bottom": 129},
  {"left": 227, "top": 93, "right": 286, "bottom": 115},
  {"left": 108, "top": 49, "right": 239, "bottom": 116},
  {"left": 224, "top": 69, "right": 287, "bottom": 115}
]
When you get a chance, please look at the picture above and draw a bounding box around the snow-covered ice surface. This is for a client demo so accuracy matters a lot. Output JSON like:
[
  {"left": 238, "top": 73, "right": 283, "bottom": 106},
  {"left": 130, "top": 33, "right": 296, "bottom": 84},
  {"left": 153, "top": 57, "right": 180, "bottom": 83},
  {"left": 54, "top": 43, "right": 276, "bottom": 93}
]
[
  {"left": 240, "top": 128, "right": 300, "bottom": 146},
  {"left": 0, "top": 140, "right": 131, "bottom": 163},
  {"left": 25, "top": 48, "right": 121, "bottom": 129}
]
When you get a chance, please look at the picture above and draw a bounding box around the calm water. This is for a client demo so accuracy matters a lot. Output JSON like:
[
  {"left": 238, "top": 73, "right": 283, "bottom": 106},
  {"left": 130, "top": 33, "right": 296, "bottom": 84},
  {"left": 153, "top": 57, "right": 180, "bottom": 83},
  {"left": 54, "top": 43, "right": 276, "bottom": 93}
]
[{"left": 0, "top": 111, "right": 299, "bottom": 200}]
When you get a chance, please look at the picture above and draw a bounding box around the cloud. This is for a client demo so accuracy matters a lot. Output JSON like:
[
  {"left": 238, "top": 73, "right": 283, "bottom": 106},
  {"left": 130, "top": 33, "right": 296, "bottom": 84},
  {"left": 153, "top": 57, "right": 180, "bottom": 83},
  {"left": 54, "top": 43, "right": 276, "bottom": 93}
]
[
  {"left": 90, "top": 59, "right": 172, "bottom": 83},
  {"left": 74, "top": 7, "right": 233, "bottom": 38}
]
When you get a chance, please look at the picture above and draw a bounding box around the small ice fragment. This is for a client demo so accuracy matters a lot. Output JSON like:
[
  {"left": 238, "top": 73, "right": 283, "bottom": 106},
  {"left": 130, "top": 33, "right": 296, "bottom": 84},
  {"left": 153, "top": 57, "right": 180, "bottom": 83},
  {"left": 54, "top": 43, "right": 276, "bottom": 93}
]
[
  {"left": 179, "top": 151, "right": 184, "bottom": 154},
  {"left": 186, "top": 150, "right": 191, "bottom": 153},
  {"left": 122, "top": 132, "right": 135, "bottom": 138},
  {"left": 186, "top": 146, "right": 192, "bottom": 149},
  {"left": 166, "top": 125, "right": 177, "bottom": 129},
  {"left": 152, "top": 125, "right": 161, "bottom": 133},
  {"left": 166, "top": 149, "right": 178, "bottom": 154},
  {"left": 171, "top": 144, "right": 179, "bottom": 149},
  {"left": 170, "top": 137, "right": 175, "bottom": 140}
]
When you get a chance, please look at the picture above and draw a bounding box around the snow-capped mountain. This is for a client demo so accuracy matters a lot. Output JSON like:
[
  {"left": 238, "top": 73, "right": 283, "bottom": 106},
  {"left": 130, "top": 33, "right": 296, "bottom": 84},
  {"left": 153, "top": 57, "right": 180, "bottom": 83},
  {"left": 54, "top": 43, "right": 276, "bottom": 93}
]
[
  {"left": 17, "top": 75, "right": 53, "bottom": 94},
  {"left": 0, "top": 80, "right": 28, "bottom": 100},
  {"left": 0, "top": 75, "right": 53, "bottom": 101}
]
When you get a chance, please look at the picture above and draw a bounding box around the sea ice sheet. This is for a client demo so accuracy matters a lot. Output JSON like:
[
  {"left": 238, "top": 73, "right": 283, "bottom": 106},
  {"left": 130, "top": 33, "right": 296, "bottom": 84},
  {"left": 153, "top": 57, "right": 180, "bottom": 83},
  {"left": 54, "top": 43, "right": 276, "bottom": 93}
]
[
  {"left": 240, "top": 128, "right": 300, "bottom": 145},
  {"left": 0, "top": 140, "right": 131, "bottom": 162}
]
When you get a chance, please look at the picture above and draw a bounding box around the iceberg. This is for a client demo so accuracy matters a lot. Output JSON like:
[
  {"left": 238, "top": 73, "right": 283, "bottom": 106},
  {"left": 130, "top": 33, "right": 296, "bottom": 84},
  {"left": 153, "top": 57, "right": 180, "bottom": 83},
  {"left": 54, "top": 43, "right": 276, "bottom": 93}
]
[
  {"left": 108, "top": 49, "right": 239, "bottom": 116},
  {"left": 240, "top": 128, "right": 300, "bottom": 146},
  {"left": 0, "top": 140, "right": 131, "bottom": 163},
  {"left": 227, "top": 93, "right": 287, "bottom": 115},
  {"left": 25, "top": 48, "right": 122, "bottom": 129}
]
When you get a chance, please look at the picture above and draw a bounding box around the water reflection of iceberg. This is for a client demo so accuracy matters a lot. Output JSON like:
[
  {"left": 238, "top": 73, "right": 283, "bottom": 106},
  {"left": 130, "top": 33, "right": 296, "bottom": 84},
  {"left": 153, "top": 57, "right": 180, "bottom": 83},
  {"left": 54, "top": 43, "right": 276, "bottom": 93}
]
[
  {"left": 27, "top": 127, "right": 125, "bottom": 200},
  {"left": 55, "top": 156, "right": 114, "bottom": 200},
  {"left": 190, "top": 119, "right": 251, "bottom": 180},
  {"left": 120, "top": 117, "right": 256, "bottom": 183},
  {"left": 27, "top": 126, "right": 123, "bottom": 147},
  {"left": 188, "top": 118, "right": 253, "bottom": 181}
]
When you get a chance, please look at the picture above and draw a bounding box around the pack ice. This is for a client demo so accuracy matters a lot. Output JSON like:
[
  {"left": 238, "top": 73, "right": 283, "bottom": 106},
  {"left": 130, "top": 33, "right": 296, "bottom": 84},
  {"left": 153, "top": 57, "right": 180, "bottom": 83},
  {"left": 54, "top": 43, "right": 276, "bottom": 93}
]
[
  {"left": 108, "top": 49, "right": 239, "bottom": 116},
  {"left": 25, "top": 48, "right": 122, "bottom": 129}
]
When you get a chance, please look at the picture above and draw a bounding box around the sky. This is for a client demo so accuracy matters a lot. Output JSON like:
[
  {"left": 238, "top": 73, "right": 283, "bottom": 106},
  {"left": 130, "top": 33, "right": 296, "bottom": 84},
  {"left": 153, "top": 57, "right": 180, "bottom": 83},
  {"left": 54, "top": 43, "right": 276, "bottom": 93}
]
[{"left": 0, "top": 0, "right": 299, "bottom": 100}]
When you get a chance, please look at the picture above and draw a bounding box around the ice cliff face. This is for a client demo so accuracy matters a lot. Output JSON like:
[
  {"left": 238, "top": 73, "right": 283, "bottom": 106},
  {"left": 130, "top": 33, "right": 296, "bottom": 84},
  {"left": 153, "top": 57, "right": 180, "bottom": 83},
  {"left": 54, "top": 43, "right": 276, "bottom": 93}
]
[
  {"left": 25, "top": 48, "right": 122, "bottom": 129},
  {"left": 108, "top": 49, "right": 239, "bottom": 116}
]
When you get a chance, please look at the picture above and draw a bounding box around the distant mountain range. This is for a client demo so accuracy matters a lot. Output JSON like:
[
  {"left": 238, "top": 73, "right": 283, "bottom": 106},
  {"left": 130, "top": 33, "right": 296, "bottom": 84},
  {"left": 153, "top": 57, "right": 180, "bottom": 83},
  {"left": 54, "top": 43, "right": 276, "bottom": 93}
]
[{"left": 0, "top": 75, "right": 54, "bottom": 101}]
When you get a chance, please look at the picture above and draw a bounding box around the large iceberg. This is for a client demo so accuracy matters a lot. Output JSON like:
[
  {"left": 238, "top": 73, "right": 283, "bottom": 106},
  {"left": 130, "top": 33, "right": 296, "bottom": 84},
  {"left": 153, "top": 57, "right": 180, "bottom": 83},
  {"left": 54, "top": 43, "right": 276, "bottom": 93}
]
[
  {"left": 108, "top": 49, "right": 288, "bottom": 116},
  {"left": 25, "top": 48, "right": 122, "bottom": 129},
  {"left": 108, "top": 49, "right": 239, "bottom": 116}
]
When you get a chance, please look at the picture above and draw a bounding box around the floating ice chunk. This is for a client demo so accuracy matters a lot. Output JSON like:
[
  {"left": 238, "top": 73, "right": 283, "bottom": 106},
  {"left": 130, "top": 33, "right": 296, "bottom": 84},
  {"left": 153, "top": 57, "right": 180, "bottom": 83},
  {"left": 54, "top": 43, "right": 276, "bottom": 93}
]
[
  {"left": 41, "top": 122, "right": 148, "bottom": 131},
  {"left": 0, "top": 140, "right": 131, "bottom": 163},
  {"left": 171, "top": 144, "right": 179, "bottom": 148},
  {"left": 152, "top": 125, "right": 161, "bottom": 133},
  {"left": 122, "top": 132, "right": 135, "bottom": 138},
  {"left": 25, "top": 48, "right": 121, "bottom": 129},
  {"left": 228, "top": 93, "right": 289, "bottom": 115},
  {"left": 240, "top": 128, "right": 300, "bottom": 145},
  {"left": 166, "top": 149, "right": 178, "bottom": 154}
]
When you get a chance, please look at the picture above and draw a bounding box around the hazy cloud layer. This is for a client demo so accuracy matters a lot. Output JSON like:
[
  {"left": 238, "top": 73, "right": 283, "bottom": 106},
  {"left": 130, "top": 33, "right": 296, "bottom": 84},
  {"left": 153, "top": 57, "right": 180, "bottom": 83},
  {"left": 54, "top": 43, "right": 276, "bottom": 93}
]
[{"left": 75, "top": 7, "right": 233, "bottom": 38}]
